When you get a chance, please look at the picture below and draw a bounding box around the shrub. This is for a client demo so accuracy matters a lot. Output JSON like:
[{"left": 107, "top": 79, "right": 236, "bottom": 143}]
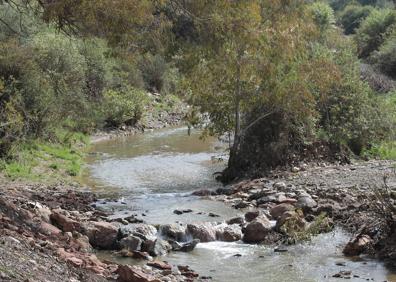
[
  {"left": 309, "top": 2, "right": 336, "bottom": 33},
  {"left": 372, "top": 29, "right": 396, "bottom": 77},
  {"left": 139, "top": 53, "right": 182, "bottom": 94},
  {"left": 78, "top": 38, "right": 113, "bottom": 100},
  {"left": 103, "top": 87, "right": 148, "bottom": 127},
  {"left": 139, "top": 53, "right": 168, "bottom": 92},
  {"left": 339, "top": 4, "right": 373, "bottom": 34},
  {"left": 355, "top": 8, "right": 396, "bottom": 57}
]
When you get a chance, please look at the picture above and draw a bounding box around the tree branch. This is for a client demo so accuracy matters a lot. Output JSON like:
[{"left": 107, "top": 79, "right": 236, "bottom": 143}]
[
  {"left": 0, "top": 16, "right": 21, "bottom": 35},
  {"left": 240, "top": 110, "right": 274, "bottom": 137}
]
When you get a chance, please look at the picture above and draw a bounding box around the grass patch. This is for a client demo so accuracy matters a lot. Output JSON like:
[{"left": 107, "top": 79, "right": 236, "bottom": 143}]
[
  {"left": 364, "top": 142, "right": 396, "bottom": 160},
  {"left": 0, "top": 131, "right": 88, "bottom": 182}
]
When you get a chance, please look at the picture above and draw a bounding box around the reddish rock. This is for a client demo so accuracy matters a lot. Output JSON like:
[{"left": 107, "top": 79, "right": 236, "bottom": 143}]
[
  {"left": 116, "top": 265, "right": 161, "bottom": 282},
  {"left": 187, "top": 223, "right": 216, "bottom": 242},
  {"left": 147, "top": 260, "right": 172, "bottom": 270},
  {"left": 67, "top": 256, "right": 84, "bottom": 267},
  {"left": 84, "top": 221, "right": 118, "bottom": 249},
  {"left": 343, "top": 235, "right": 373, "bottom": 256},
  {"left": 242, "top": 215, "right": 272, "bottom": 243},
  {"left": 50, "top": 210, "right": 81, "bottom": 232},
  {"left": 39, "top": 222, "right": 62, "bottom": 236},
  {"left": 177, "top": 265, "right": 199, "bottom": 278},
  {"left": 270, "top": 203, "right": 295, "bottom": 220}
]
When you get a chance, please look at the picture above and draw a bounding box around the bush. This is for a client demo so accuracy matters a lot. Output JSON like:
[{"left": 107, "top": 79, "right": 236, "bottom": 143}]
[
  {"left": 309, "top": 2, "right": 336, "bottom": 33},
  {"left": 78, "top": 38, "right": 113, "bottom": 100},
  {"left": 339, "top": 4, "right": 373, "bottom": 34},
  {"left": 355, "top": 8, "right": 396, "bottom": 57},
  {"left": 372, "top": 29, "right": 396, "bottom": 77},
  {"left": 139, "top": 53, "right": 182, "bottom": 94},
  {"left": 103, "top": 87, "right": 148, "bottom": 127}
]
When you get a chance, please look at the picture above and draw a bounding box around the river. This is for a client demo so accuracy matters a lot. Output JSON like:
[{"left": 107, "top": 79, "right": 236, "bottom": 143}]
[{"left": 82, "top": 127, "right": 395, "bottom": 282}]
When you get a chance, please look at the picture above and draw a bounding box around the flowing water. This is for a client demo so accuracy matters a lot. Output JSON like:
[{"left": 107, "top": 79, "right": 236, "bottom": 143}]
[{"left": 82, "top": 127, "right": 396, "bottom": 282}]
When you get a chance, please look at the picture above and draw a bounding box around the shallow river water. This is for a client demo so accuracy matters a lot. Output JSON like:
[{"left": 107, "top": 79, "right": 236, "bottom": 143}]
[{"left": 82, "top": 127, "right": 396, "bottom": 282}]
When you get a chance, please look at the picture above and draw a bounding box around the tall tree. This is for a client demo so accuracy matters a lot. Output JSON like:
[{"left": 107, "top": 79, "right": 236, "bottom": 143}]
[{"left": 179, "top": 0, "right": 317, "bottom": 172}]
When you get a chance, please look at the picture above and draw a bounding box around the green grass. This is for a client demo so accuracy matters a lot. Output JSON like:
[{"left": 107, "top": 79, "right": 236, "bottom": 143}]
[
  {"left": 364, "top": 141, "right": 396, "bottom": 160},
  {"left": 0, "top": 131, "right": 88, "bottom": 182}
]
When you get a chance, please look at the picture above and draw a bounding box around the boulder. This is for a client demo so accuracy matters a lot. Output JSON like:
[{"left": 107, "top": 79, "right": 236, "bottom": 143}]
[
  {"left": 215, "top": 224, "right": 242, "bottom": 242},
  {"left": 296, "top": 195, "right": 317, "bottom": 212},
  {"left": 270, "top": 203, "right": 295, "bottom": 220},
  {"left": 169, "top": 239, "right": 199, "bottom": 252},
  {"left": 84, "top": 221, "right": 118, "bottom": 249},
  {"left": 50, "top": 209, "right": 81, "bottom": 232},
  {"left": 116, "top": 265, "right": 161, "bottom": 282},
  {"left": 142, "top": 238, "right": 172, "bottom": 257},
  {"left": 244, "top": 211, "right": 260, "bottom": 222},
  {"left": 179, "top": 239, "right": 200, "bottom": 252},
  {"left": 39, "top": 222, "right": 62, "bottom": 236},
  {"left": 343, "top": 235, "right": 373, "bottom": 256},
  {"left": 276, "top": 211, "right": 307, "bottom": 235},
  {"left": 120, "top": 236, "right": 142, "bottom": 251},
  {"left": 74, "top": 234, "right": 92, "bottom": 252},
  {"left": 226, "top": 216, "right": 244, "bottom": 225},
  {"left": 242, "top": 215, "right": 272, "bottom": 243},
  {"left": 147, "top": 260, "right": 172, "bottom": 270},
  {"left": 160, "top": 224, "right": 187, "bottom": 242},
  {"left": 119, "top": 224, "right": 157, "bottom": 240},
  {"left": 187, "top": 223, "right": 216, "bottom": 242}
]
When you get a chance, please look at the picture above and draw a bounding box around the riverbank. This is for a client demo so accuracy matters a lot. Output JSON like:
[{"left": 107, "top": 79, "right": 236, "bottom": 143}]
[
  {"left": 0, "top": 176, "right": 206, "bottom": 281},
  {"left": 91, "top": 93, "right": 188, "bottom": 144},
  {"left": 199, "top": 160, "right": 396, "bottom": 269}
]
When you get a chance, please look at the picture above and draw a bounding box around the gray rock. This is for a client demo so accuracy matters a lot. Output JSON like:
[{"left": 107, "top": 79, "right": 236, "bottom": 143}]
[
  {"left": 226, "top": 216, "right": 245, "bottom": 225},
  {"left": 143, "top": 238, "right": 172, "bottom": 257},
  {"left": 119, "top": 224, "right": 157, "bottom": 239},
  {"left": 256, "top": 195, "right": 276, "bottom": 205},
  {"left": 296, "top": 196, "right": 317, "bottom": 212},
  {"left": 160, "top": 224, "right": 187, "bottom": 242},
  {"left": 119, "top": 236, "right": 142, "bottom": 251},
  {"left": 179, "top": 239, "right": 200, "bottom": 252}
]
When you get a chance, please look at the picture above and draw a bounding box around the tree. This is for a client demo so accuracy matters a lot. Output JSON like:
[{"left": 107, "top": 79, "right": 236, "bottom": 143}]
[{"left": 178, "top": 0, "right": 318, "bottom": 176}]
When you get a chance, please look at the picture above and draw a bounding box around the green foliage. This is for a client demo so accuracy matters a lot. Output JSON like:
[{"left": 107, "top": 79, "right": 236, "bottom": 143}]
[
  {"left": 372, "top": 29, "right": 396, "bottom": 77},
  {"left": 309, "top": 2, "right": 336, "bottom": 33},
  {"left": 364, "top": 142, "right": 396, "bottom": 159},
  {"left": 328, "top": 0, "right": 394, "bottom": 11},
  {"left": 103, "top": 87, "right": 148, "bottom": 127},
  {"left": 355, "top": 8, "right": 396, "bottom": 57},
  {"left": 339, "top": 4, "right": 373, "bottom": 34},
  {"left": 139, "top": 53, "right": 181, "bottom": 95}
]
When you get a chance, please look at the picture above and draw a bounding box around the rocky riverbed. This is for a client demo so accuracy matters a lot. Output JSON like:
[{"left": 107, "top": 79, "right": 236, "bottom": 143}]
[
  {"left": 0, "top": 131, "right": 396, "bottom": 281},
  {"left": 0, "top": 177, "right": 205, "bottom": 282},
  {"left": 198, "top": 160, "right": 396, "bottom": 268}
]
